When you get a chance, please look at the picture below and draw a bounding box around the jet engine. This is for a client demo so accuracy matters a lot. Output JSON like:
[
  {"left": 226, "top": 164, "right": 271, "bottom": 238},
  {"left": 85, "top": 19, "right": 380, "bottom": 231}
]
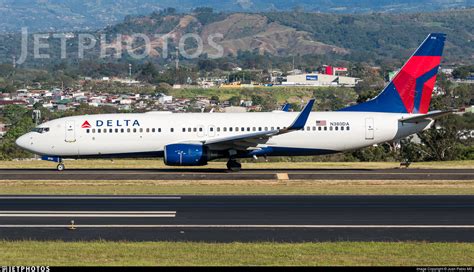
[{"left": 164, "top": 143, "right": 211, "bottom": 166}]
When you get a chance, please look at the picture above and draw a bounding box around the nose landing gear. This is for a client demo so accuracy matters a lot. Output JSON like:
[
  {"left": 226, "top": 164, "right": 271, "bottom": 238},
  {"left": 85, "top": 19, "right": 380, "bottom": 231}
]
[
  {"left": 56, "top": 163, "right": 65, "bottom": 171},
  {"left": 40, "top": 156, "right": 65, "bottom": 171}
]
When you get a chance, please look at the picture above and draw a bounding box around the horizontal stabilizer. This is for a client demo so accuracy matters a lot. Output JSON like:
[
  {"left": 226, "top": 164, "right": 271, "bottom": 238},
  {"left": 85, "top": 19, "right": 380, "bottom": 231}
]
[{"left": 399, "top": 110, "right": 453, "bottom": 123}]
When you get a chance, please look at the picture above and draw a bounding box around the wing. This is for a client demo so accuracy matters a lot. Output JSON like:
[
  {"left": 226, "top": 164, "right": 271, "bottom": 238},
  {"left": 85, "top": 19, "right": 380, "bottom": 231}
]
[
  {"left": 204, "top": 99, "right": 315, "bottom": 151},
  {"left": 399, "top": 110, "right": 453, "bottom": 123}
]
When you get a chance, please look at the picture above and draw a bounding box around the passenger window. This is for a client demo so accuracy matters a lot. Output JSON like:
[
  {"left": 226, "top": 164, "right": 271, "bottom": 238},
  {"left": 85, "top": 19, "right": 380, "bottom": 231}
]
[
  {"left": 217, "top": 127, "right": 220, "bottom": 132},
  {"left": 252, "top": 127, "right": 256, "bottom": 131},
  {"left": 264, "top": 127, "right": 268, "bottom": 131},
  {"left": 92, "top": 129, "right": 96, "bottom": 133},
  {"left": 210, "top": 127, "right": 214, "bottom": 132},
  {"left": 121, "top": 129, "right": 124, "bottom": 133},
  {"left": 235, "top": 127, "right": 239, "bottom": 132},
  {"left": 86, "top": 129, "right": 90, "bottom": 134},
  {"left": 329, "top": 127, "right": 333, "bottom": 131},
  {"left": 271, "top": 127, "right": 275, "bottom": 130},
  {"left": 158, "top": 128, "right": 162, "bottom": 133},
  {"left": 133, "top": 128, "right": 137, "bottom": 133},
  {"left": 199, "top": 127, "right": 203, "bottom": 132},
  {"left": 318, "top": 127, "right": 322, "bottom": 131},
  {"left": 258, "top": 127, "right": 262, "bottom": 131},
  {"left": 223, "top": 127, "right": 227, "bottom": 132},
  {"left": 277, "top": 127, "right": 280, "bottom": 130},
  {"left": 247, "top": 127, "right": 250, "bottom": 132},
  {"left": 152, "top": 128, "right": 156, "bottom": 133},
  {"left": 229, "top": 127, "right": 233, "bottom": 132},
  {"left": 170, "top": 128, "right": 174, "bottom": 133},
  {"left": 341, "top": 127, "right": 344, "bottom": 131},
  {"left": 140, "top": 128, "right": 143, "bottom": 133},
  {"left": 313, "top": 126, "right": 316, "bottom": 131},
  {"left": 347, "top": 126, "right": 350, "bottom": 131},
  {"left": 127, "top": 128, "right": 131, "bottom": 133},
  {"left": 193, "top": 128, "right": 197, "bottom": 132},
  {"left": 182, "top": 128, "right": 186, "bottom": 132},
  {"left": 324, "top": 127, "right": 327, "bottom": 131},
  {"left": 103, "top": 129, "right": 107, "bottom": 134},
  {"left": 98, "top": 129, "right": 101, "bottom": 133},
  {"left": 146, "top": 128, "right": 150, "bottom": 133},
  {"left": 188, "top": 128, "right": 192, "bottom": 132},
  {"left": 113, "top": 129, "right": 117, "bottom": 133},
  {"left": 241, "top": 127, "right": 245, "bottom": 131},
  {"left": 306, "top": 126, "right": 310, "bottom": 131},
  {"left": 335, "top": 127, "right": 338, "bottom": 131}
]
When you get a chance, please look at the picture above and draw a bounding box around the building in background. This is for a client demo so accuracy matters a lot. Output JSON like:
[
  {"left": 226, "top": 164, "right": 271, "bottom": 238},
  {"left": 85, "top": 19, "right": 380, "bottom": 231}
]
[
  {"left": 0, "top": 122, "right": 6, "bottom": 138},
  {"left": 283, "top": 73, "right": 359, "bottom": 87}
]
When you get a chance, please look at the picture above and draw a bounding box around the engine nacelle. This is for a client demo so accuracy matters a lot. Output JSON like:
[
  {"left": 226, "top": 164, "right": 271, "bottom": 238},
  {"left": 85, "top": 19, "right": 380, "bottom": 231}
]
[{"left": 164, "top": 144, "right": 209, "bottom": 166}]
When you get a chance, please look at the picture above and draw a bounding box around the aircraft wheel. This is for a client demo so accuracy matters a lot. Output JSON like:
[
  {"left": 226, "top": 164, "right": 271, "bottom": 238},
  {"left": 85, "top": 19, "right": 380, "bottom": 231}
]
[
  {"left": 57, "top": 164, "right": 65, "bottom": 171},
  {"left": 226, "top": 160, "right": 241, "bottom": 172}
]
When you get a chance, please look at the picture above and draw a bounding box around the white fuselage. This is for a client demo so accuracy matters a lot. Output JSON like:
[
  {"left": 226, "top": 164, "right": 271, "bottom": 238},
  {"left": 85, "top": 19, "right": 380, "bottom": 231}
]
[{"left": 16, "top": 111, "right": 431, "bottom": 159}]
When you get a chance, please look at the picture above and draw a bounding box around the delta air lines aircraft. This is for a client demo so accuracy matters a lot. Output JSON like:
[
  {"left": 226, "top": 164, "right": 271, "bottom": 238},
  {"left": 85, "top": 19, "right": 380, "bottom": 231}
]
[{"left": 16, "top": 33, "right": 450, "bottom": 171}]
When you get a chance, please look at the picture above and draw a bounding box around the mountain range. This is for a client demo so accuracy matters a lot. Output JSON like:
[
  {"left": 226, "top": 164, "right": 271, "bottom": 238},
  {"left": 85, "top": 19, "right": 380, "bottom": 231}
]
[
  {"left": 0, "top": 8, "right": 472, "bottom": 65},
  {"left": 0, "top": 0, "right": 472, "bottom": 32}
]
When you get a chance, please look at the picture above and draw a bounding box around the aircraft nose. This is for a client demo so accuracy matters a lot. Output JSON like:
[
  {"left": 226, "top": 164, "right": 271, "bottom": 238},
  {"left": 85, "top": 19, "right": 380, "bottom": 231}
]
[{"left": 15, "top": 134, "right": 30, "bottom": 149}]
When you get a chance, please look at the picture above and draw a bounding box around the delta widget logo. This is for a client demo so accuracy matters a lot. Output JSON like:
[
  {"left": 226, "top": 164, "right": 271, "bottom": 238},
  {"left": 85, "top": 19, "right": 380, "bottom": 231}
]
[{"left": 81, "top": 121, "right": 91, "bottom": 128}]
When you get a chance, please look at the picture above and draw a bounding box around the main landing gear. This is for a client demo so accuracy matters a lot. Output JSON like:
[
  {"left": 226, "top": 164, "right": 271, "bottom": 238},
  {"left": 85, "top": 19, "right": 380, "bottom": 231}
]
[{"left": 226, "top": 159, "right": 242, "bottom": 172}]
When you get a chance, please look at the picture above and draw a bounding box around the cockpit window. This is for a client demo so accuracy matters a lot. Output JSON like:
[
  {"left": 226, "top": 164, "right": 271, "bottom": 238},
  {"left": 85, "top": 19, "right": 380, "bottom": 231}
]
[{"left": 32, "top": 127, "right": 50, "bottom": 134}]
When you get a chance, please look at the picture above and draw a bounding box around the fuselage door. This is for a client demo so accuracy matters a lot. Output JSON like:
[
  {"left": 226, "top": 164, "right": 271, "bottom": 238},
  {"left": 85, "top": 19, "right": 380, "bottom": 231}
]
[
  {"left": 65, "top": 120, "right": 76, "bottom": 142},
  {"left": 365, "top": 118, "right": 374, "bottom": 140}
]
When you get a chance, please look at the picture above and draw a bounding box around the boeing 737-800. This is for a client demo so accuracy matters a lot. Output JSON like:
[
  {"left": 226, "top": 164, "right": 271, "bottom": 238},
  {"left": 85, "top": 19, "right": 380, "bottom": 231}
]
[{"left": 16, "top": 33, "right": 450, "bottom": 171}]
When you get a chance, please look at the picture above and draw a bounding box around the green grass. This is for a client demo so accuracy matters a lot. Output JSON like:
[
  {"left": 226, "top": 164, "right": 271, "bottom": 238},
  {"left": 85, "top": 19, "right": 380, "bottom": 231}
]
[
  {"left": 1, "top": 160, "right": 473, "bottom": 169},
  {"left": 1, "top": 241, "right": 472, "bottom": 266},
  {"left": 1, "top": 180, "right": 473, "bottom": 195}
]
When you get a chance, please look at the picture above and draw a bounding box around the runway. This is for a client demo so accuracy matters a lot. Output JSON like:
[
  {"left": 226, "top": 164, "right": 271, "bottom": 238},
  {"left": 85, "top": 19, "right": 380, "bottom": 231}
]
[
  {"left": 0, "top": 195, "right": 472, "bottom": 242},
  {"left": 0, "top": 168, "right": 473, "bottom": 180}
]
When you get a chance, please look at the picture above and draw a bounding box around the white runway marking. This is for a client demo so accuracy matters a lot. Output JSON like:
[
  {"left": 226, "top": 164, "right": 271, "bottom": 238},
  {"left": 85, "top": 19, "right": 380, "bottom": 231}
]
[
  {"left": 0, "top": 211, "right": 176, "bottom": 218},
  {"left": 0, "top": 225, "right": 472, "bottom": 228},
  {"left": 0, "top": 196, "right": 181, "bottom": 200}
]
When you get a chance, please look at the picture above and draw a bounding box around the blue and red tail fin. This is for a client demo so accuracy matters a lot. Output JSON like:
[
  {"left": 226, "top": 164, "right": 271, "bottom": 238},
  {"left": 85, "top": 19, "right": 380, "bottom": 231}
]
[{"left": 340, "top": 33, "right": 446, "bottom": 114}]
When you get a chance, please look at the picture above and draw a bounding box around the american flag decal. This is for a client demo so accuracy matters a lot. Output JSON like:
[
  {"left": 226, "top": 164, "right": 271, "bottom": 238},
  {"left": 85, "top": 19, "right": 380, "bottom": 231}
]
[{"left": 316, "top": 120, "right": 327, "bottom": 126}]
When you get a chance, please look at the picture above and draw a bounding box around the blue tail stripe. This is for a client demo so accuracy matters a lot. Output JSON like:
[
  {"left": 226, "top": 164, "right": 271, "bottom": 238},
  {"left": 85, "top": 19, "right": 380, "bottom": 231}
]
[{"left": 413, "top": 66, "right": 439, "bottom": 113}]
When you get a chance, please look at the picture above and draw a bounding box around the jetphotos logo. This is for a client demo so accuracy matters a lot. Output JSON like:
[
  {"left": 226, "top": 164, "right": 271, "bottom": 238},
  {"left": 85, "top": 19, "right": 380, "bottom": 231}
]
[
  {"left": 81, "top": 120, "right": 141, "bottom": 128},
  {"left": 81, "top": 121, "right": 91, "bottom": 128}
]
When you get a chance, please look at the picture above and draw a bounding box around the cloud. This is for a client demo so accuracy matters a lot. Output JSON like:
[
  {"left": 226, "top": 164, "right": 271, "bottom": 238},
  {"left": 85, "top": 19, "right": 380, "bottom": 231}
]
[{"left": 236, "top": 0, "right": 254, "bottom": 9}]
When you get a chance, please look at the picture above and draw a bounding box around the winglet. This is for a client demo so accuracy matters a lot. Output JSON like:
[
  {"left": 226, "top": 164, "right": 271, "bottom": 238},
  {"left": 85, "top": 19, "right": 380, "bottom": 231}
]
[
  {"left": 288, "top": 99, "right": 315, "bottom": 130},
  {"left": 281, "top": 103, "right": 291, "bottom": 112}
]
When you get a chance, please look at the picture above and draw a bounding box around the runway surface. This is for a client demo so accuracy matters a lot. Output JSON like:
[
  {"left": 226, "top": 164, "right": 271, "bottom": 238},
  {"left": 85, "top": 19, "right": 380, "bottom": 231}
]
[
  {"left": 0, "top": 195, "right": 472, "bottom": 242},
  {"left": 1, "top": 168, "right": 473, "bottom": 180}
]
